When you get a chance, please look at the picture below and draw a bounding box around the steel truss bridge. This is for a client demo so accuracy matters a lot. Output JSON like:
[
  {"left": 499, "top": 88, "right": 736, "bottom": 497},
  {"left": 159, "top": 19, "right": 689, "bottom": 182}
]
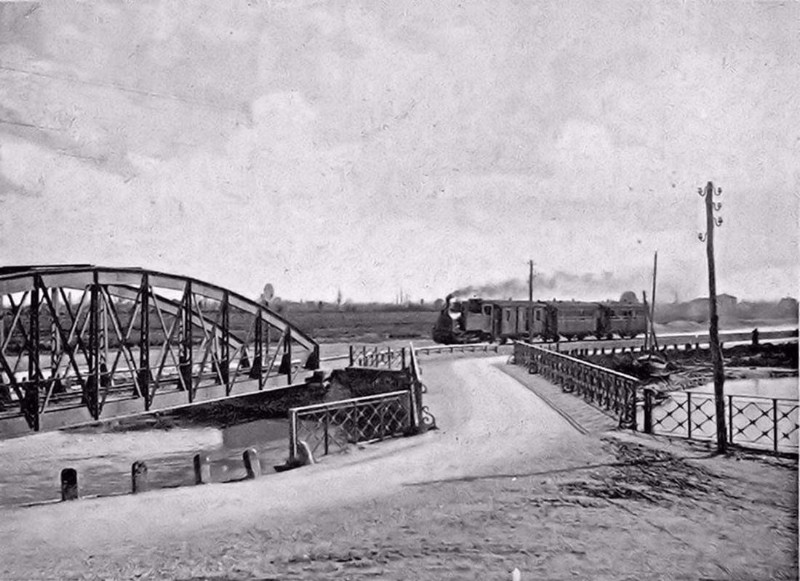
[{"left": 0, "top": 266, "right": 319, "bottom": 436}]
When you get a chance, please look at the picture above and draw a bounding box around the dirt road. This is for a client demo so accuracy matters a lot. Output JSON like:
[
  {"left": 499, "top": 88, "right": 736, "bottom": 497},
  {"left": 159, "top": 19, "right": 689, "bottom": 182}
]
[{"left": 0, "top": 356, "right": 796, "bottom": 580}]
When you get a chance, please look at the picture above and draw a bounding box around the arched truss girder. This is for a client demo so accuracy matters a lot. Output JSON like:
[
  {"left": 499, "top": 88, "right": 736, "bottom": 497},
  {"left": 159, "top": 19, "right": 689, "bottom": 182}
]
[{"left": 0, "top": 266, "right": 320, "bottom": 432}]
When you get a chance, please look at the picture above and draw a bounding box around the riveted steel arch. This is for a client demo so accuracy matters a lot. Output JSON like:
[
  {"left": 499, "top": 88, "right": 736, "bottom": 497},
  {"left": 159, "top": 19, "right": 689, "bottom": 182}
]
[{"left": 0, "top": 265, "right": 319, "bottom": 434}]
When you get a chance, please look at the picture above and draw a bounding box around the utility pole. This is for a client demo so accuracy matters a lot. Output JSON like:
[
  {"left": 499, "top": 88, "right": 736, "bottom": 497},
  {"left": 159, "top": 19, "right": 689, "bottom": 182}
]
[
  {"left": 699, "top": 181, "right": 726, "bottom": 453},
  {"left": 649, "top": 251, "right": 659, "bottom": 352},
  {"left": 528, "top": 260, "right": 534, "bottom": 341}
]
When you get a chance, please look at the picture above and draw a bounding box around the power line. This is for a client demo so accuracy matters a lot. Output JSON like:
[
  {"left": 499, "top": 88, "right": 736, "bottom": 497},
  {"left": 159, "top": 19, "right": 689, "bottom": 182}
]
[{"left": 0, "top": 64, "right": 245, "bottom": 117}]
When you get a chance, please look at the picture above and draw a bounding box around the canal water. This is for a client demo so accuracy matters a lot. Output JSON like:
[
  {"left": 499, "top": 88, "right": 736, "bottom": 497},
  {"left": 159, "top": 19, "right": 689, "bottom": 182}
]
[
  {"left": 689, "top": 377, "right": 798, "bottom": 400},
  {"left": 0, "top": 340, "right": 431, "bottom": 508},
  {"left": 649, "top": 376, "right": 799, "bottom": 452},
  {"left": 0, "top": 417, "right": 290, "bottom": 508}
]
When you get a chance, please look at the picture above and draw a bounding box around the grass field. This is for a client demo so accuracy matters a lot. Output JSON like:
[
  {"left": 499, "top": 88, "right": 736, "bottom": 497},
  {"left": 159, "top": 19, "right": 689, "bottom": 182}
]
[{"left": 286, "top": 309, "right": 439, "bottom": 343}]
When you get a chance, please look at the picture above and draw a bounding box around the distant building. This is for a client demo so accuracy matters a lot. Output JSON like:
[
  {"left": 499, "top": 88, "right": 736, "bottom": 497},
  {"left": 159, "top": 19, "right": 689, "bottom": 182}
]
[
  {"left": 686, "top": 294, "right": 738, "bottom": 321},
  {"left": 777, "top": 297, "right": 799, "bottom": 317}
]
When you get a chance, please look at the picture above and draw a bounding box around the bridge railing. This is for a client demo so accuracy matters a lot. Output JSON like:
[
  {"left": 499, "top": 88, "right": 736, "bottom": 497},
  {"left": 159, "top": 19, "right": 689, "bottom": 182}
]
[
  {"left": 288, "top": 390, "right": 414, "bottom": 462},
  {"left": 287, "top": 341, "right": 439, "bottom": 463},
  {"left": 414, "top": 343, "right": 502, "bottom": 356},
  {"left": 643, "top": 389, "right": 799, "bottom": 454},
  {"left": 513, "top": 341, "right": 639, "bottom": 429},
  {"left": 349, "top": 345, "right": 408, "bottom": 370},
  {"left": 539, "top": 328, "right": 798, "bottom": 355}
]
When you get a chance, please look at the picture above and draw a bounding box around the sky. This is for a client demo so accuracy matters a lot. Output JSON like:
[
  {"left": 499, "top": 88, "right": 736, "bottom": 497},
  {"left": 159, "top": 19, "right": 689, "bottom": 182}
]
[{"left": 0, "top": 0, "right": 797, "bottom": 304}]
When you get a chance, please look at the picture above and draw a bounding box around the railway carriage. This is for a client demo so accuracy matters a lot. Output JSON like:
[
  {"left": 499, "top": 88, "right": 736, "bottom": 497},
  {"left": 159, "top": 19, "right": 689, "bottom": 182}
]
[
  {"left": 603, "top": 303, "right": 646, "bottom": 339},
  {"left": 432, "top": 294, "right": 646, "bottom": 344}
]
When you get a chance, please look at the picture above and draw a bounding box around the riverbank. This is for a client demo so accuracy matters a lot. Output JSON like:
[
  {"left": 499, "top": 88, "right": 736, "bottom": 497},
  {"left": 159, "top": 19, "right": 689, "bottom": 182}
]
[{"left": 584, "top": 341, "right": 798, "bottom": 392}]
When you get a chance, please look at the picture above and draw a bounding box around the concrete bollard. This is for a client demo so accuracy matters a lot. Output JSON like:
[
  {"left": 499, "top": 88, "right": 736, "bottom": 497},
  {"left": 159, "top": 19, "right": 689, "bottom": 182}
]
[
  {"left": 243, "top": 448, "right": 261, "bottom": 479},
  {"left": 60, "top": 468, "right": 79, "bottom": 501},
  {"left": 131, "top": 461, "right": 149, "bottom": 494},
  {"left": 193, "top": 454, "right": 211, "bottom": 485}
]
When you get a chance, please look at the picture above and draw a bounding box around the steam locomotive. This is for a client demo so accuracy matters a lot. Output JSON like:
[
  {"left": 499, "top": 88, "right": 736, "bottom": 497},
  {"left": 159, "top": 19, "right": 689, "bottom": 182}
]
[{"left": 432, "top": 295, "right": 647, "bottom": 344}]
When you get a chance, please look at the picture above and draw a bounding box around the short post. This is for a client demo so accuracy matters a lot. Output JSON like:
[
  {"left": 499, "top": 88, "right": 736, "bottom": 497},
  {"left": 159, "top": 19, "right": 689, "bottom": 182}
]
[
  {"left": 193, "top": 454, "right": 211, "bottom": 485},
  {"left": 60, "top": 468, "right": 79, "bottom": 501},
  {"left": 643, "top": 389, "right": 653, "bottom": 434},
  {"left": 131, "top": 461, "right": 149, "bottom": 494},
  {"left": 401, "top": 347, "right": 407, "bottom": 370},
  {"left": 243, "top": 448, "right": 261, "bottom": 479},
  {"left": 752, "top": 328, "right": 760, "bottom": 348},
  {"left": 349, "top": 345, "right": 354, "bottom": 367}
]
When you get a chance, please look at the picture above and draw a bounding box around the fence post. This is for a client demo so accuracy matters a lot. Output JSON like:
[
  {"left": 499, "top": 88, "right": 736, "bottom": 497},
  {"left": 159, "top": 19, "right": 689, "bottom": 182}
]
[
  {"left": 379, "top": 399, "right": 386, "bottom": 440},
  {"left": 289, "top": 409, "right": 298, "bottom": 463},
  {"left": 773, "top": 399, "right": 779, "bottom": 455},
  {"left": 728, "top": 395, "right": 734, "bottom": 447},
  {"left": 352, "top": 401, "right": 359, "bottom": 441},
  {"left": 687, "top": 392, "right": 693, "bottom": 439},
  {"left": 349, "top": 345, "right": 354, "bottom": 367},
  {"left": 401, "top": 347, "right": 406, "bottom": 370},
  {"left": 324, "top": 412, "right": 330, "bottom": 455},
  {"left": 413, "top": 376, "right": 426, "bottom": 434},
  {"left": 643, "top": 388, "right": 653, "bottom": 434}
]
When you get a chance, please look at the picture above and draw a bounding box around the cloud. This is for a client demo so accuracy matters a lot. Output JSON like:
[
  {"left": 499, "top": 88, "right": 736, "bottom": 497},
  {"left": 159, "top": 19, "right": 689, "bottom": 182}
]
[{"left": 0, "top": 0, "right": 797, "bottom": 303}]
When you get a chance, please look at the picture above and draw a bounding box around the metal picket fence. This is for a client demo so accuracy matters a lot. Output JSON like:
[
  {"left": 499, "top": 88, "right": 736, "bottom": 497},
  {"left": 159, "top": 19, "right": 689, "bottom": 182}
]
[
  {"left": 289, "top": 390, "right": 414, "bottom": 461},
  {"left": 644, "top": 389, "right": 799, "bottom": 454},
  {"left": 349, "top": 345, "right": 408, "bottom": 370},
  {"left": 287, "top": 342, "right": 437, "bottom": 463},
  {"left": 513, "top": 340, "right": 639, "bottom": 429}
]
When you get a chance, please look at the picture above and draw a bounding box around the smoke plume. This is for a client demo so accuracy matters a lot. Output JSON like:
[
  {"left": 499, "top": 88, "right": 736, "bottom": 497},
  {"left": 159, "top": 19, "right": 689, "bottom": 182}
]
[{"left": 451, "top": 271, "right": 641, "bottom": 302}]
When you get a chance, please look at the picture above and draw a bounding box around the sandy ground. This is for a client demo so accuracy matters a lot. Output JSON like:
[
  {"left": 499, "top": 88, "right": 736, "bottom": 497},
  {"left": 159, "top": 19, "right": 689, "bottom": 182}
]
[{"left": 0, "top": 356, "right": 796, "bottom": 580}]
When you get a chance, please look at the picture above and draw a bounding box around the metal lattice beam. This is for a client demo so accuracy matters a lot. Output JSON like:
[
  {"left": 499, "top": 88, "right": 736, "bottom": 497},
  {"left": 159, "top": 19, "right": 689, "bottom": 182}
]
[{"left": 0, "top": 266, "right": 319, "bottom": 434}]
